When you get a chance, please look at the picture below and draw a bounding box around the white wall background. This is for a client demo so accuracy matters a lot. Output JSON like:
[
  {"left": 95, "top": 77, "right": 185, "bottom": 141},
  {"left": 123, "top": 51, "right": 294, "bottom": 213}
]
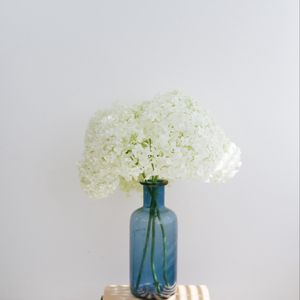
[{"left": 0, "top": 0, "right": 298, "bottom": 300}]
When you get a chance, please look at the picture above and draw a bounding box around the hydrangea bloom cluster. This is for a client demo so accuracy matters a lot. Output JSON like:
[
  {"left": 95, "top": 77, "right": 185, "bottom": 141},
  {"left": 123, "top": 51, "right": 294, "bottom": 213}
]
[{"left": 79, "top": 90, "right": 241, "bottom": 198}]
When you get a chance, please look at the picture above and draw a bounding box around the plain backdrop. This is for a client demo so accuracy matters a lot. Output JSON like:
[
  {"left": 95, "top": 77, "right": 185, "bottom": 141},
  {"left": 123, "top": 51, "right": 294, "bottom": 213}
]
[{"left": 0, "top": 0, "right": 299, "bottom": 300}]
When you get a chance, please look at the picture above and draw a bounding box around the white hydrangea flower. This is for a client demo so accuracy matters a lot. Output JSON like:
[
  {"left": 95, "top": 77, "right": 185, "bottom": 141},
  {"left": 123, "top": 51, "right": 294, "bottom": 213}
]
[{"left": 78, "top": 90, "right": 242, "bottom": 198}]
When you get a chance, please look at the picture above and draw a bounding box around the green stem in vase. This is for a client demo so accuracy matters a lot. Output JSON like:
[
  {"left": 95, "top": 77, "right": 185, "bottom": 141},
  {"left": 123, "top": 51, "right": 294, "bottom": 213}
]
[
  {"left": 156, "top": 208, "right": 170, "bottom": 286},
  {"left": 151, "top": 209, "right": 161, "bottom": 294},
  {"left": 135, "top": 179, "right": 168, "bottom": 295},
  {"left": 149, "top": 184, "right": 161, "bottom": 294},
  {"left": 135, "top": 209, "right": 152, "bottom": 290}
]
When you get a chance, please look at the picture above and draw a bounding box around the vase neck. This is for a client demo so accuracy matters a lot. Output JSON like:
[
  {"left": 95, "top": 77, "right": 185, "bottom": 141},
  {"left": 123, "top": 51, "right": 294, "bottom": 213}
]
[{"left": 141, "top": 180, "right": 167, "bottom": 208}]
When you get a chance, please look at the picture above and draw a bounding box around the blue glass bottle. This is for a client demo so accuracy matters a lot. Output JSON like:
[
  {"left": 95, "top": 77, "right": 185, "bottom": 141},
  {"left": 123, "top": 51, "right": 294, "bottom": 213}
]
[{"left": 130, "top": 180, "right": 177, "bottom": 299}]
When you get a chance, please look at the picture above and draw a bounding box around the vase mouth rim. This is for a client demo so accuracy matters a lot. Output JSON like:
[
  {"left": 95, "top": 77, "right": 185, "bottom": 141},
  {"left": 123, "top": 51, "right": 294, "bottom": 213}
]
[{"left": 140, "top": 179, "right": 168, "bottom": 186}]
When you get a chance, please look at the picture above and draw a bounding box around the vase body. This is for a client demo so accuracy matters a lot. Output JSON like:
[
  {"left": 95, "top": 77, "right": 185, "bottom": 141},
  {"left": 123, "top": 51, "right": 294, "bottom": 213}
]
[{"left": 130, "top": 180, "right": 177, "bottom": 299}]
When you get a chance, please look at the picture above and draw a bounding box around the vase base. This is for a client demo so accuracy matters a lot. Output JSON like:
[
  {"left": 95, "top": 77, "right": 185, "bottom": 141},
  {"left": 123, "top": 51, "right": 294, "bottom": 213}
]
[
  {"left": 131, "top": 283, "right": 177, "bottom": 300},
  {"left": 103, "top": 284, "right": 210, "bottom": 300}
]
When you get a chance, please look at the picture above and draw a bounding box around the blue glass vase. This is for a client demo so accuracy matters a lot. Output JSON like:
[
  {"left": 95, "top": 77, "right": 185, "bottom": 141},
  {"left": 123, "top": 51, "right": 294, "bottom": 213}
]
[{"left": 130, "top": 180, "right": 177, "bottom": 299}]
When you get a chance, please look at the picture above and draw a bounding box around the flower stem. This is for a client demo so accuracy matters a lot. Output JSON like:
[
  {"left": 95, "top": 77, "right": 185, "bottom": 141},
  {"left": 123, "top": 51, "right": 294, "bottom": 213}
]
[
  {"left": 151, "top": 210, "right": 161, "bottom": 294},
  {"left": 156, "top": 209, "right": 170, "bottom": 286},
  {"left": 135, "top": 209, "right": 152, "bottom": 290},
  {"left": 149, "top": 185, "right": 161, "bottom": 294},
  {"left": 135, "top": 183, "right": 166, "bottom": 296}
]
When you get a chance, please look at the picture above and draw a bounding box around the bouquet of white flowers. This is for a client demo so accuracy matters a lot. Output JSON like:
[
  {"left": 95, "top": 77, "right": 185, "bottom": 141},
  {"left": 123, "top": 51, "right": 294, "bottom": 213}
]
[{"left": 79, "top": 90, "right": 241, "bottom": 198}]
